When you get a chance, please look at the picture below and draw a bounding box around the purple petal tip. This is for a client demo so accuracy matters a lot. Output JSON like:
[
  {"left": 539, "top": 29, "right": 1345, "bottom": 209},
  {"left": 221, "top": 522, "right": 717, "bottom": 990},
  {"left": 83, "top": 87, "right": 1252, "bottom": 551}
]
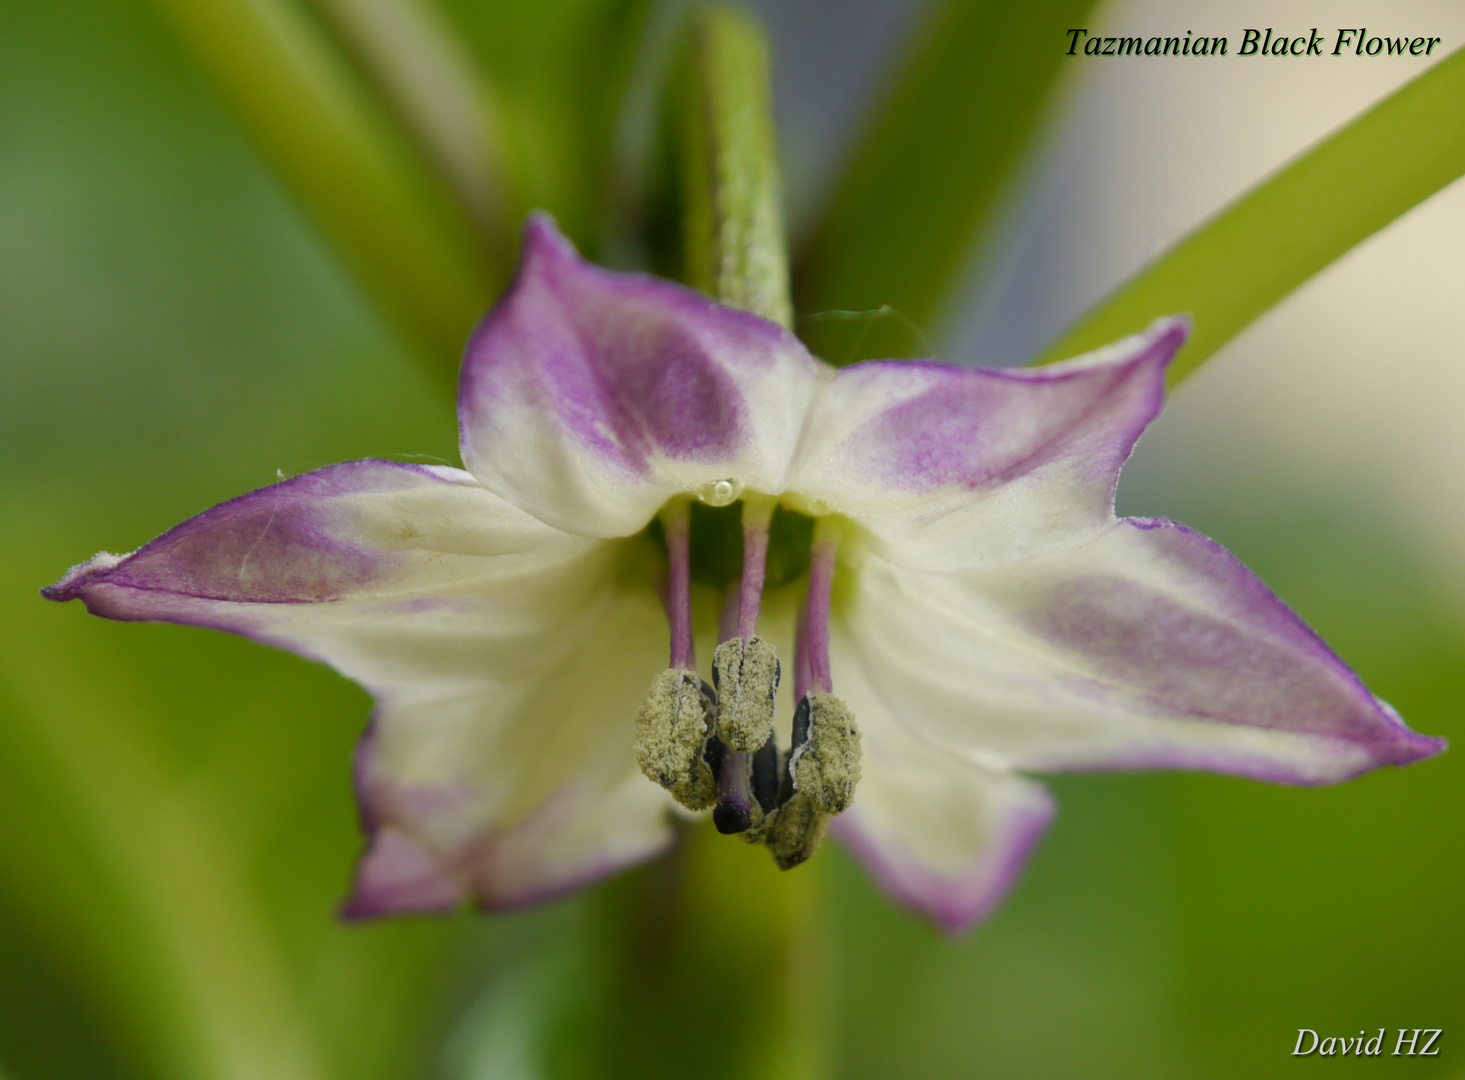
[
  {"left": 1376, "top": 729, "right": 1447, "bottom": 769},
  {"left": 832, "top": 783, "right": 1056, "bottom": 936},
  {"left": 42, "top": 553, "right": 125, "bottom": 603},
  {"left": 1153, "top": 317, "right": 1188, "bottom": 364},
  {"left": 520, "top": 210, "right": 577, "bottom": 262},
  {"left": 1125, "top": 315, "right": 1189, "bottom": 373},
  {"left": 340, "top": 828, "right": 466, "bottom": 922}
]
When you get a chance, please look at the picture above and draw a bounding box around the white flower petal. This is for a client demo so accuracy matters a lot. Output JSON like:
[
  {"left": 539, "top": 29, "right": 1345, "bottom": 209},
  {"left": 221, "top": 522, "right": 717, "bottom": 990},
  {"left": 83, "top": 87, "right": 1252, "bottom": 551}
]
[
  {"left": 827, "top": 648, "right": 1054, "bottom": 933},
  {"left": 346, "top": 577, "right": 675, "bottom": 913},
  {"left": 458, "top": 216, "right": 825, "bottom": 537},
  {"left": 47, "top": 459, "right": 676, "bottom": 911},
  {"left": 788, "top": 319, "right": 1185, "bottom": 571},
  {"left": 837, "top": 518, "right": 1443, "bottom": 783}
]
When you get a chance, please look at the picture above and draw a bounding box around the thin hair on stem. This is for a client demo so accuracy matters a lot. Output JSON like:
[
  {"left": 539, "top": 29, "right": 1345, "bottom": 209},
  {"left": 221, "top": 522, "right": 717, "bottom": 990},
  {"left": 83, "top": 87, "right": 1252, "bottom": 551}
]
[{"left": 801, "top": 304, "right": 933, "bottom": 363}]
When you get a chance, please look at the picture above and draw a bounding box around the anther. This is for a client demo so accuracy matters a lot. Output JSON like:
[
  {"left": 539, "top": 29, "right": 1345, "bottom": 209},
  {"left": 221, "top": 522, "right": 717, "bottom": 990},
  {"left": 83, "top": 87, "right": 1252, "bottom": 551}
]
[
  {"left": 777, "top": 693, "right": 811, "bottom": 808},
  {"left": 713, "top": 636, "right": 780, "bottom": 751},
  {"left": 750, "top": 731, "right": 781, "bottom": 814},
  {"left": 635, "top": 670, "right": 719, "bottom": 810},
  {"left": 788, "top": 693, "right": 860, "bottom": 814},
  {"left": 764, "top": 792, "right": 829, "bottom": 870},
  {"left": 790, "top": 691, "right": 811, "bottom": 752},
  {"left": 637, "top": 497, "right": 860, "bottom": 868}
]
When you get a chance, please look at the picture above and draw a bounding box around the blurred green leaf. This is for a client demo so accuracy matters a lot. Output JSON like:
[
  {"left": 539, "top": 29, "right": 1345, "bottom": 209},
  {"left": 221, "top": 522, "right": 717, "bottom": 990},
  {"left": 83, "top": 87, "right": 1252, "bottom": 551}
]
[
  {"left": 145, "top": 0, "right": 501, "bottom": 388},
  {"left": 303, "top": 0, "right": 515, "bottom": 254},
  {"left": 434, "top": 0, "right": 655, "bottom": 253},
  {"left": 1032, "top": 46, "right": 1465, "bottom": 386},
  {"left": 793, "top": 0, "right": 1099, "bottom": 364},
  {"left": 0, "top": 1, "right": 493, "bottom": 1072},
  {"left": 0, "top": 611, "right": 333, "bottom": 1080},
  {"left": 1, "top": 544, "right": 497, "bottom": 1080}
]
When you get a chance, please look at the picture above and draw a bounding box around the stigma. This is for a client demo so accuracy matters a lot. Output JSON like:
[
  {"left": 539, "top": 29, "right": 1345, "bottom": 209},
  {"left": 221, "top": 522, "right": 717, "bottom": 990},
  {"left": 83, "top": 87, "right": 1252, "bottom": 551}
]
[{"left": 634, "top": 497, "right": 861, "bottom": 870}]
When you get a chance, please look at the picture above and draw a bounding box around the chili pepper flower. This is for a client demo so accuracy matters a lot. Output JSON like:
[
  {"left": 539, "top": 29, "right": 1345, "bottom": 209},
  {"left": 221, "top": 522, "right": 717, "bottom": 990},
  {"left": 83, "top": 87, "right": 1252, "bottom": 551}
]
[{"left": 44, "top": 216, "right": 1444, "bottom": 932}]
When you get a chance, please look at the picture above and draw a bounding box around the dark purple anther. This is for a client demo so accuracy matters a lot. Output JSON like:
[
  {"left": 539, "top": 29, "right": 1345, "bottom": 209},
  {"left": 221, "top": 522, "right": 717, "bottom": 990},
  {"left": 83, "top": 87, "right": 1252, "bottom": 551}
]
[{"left": 751, "top": 732, "right": 780, "bottom": 813}]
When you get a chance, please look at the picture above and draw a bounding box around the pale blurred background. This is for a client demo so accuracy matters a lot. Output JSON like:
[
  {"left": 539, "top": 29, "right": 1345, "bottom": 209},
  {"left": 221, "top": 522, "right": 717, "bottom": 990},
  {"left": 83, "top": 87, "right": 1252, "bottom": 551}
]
[{"left": 947, "top": 0, "right": 1465, "bottom": 620}]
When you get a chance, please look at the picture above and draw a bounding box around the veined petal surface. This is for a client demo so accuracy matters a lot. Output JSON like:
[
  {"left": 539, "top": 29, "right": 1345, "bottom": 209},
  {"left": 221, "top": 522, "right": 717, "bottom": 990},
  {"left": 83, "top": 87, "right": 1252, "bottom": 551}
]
[
  {"left": 45, "top": 460, "right": 675, "bottom": 911},
  {"left": 827, "top": 648, "right": 1054, "bottom": 934},
  {"left": 838, "top": 518, "right": 1444, "bottom": 784},
  {"left": 788, "top": 319, "right": 1186, "bottom": 571},
  {"left": 459, "top": 216, "right": 826, "bottom": 537}
]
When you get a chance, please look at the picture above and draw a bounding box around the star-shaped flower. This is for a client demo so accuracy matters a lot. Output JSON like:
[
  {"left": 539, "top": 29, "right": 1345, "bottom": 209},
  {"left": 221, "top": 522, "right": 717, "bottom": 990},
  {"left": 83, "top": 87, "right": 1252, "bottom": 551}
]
[{"left": 44, "top": 217, "right": 1443, "bottom": 932}]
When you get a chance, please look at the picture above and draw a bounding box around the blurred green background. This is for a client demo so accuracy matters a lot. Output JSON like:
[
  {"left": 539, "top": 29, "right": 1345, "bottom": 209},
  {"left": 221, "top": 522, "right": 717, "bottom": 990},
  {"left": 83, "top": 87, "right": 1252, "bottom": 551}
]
[{"left": 1, "top": 0, "right": 1460, "bottom": 1077}]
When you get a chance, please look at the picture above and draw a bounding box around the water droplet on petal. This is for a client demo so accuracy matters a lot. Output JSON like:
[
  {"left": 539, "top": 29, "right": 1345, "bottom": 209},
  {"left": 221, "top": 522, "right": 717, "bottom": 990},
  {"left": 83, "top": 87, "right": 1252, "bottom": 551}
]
[{"left": 697, "top": 478, "right": 743, "bottom": 507}]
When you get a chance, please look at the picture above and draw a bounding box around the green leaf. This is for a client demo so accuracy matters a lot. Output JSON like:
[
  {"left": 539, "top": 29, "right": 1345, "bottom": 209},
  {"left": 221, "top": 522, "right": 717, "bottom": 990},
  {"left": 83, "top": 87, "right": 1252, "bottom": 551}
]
[
  {"left": 1, "top": 565, "right": 489, "bottom": 1080},
  {"left": 793, "top": 0, "right": 1100, "bottom": 365},
  {"left": 302, "top": 0, "right": 516, "bottom": 256},
  {"left": 434, "top": 0, "right": 656, "bottom": 254},
  {"left": 145, "top": 0, "right": 501, "bottom": 387},
  {"left": 1031, "top": 46, "right": 1465, "bottom": 386}
]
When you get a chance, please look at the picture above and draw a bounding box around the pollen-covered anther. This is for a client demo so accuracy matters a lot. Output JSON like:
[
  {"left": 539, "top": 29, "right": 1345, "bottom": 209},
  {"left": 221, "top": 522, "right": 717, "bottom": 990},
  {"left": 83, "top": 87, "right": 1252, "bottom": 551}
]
[
  {"left": 635, "top": 668, "right": 718, "bottom": 811},
  {"left": 712, "top": 635, "right": 780, "bottom": 752},
  {"left": 789, "top": 692, "right": 861, "bottom": 814},
  {"left": 764, "top": 792, "right": 829, "bottom": 870}
]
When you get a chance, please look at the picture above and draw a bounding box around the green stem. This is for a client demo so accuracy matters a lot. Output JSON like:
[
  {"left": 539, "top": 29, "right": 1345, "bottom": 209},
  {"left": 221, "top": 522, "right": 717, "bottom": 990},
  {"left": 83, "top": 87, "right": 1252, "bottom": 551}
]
[
  {"left": 677, "top": 4, "right": 792, "bottom": 329},
  {"left": 589, "top": 826, "right": 826, "bottom": 1080},
  {"left": 1030, "top": 47, "right": 1465, "bottom": 386},
  {"left": 147, "top": 0, "right": 501, "bottom": 387}
]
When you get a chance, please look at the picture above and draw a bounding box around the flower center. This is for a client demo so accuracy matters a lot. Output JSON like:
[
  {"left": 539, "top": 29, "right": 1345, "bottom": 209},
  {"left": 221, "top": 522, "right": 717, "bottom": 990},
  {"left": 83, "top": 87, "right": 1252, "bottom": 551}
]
[{"left": 634, "top": 495, "right": 862, "bottom": 870}]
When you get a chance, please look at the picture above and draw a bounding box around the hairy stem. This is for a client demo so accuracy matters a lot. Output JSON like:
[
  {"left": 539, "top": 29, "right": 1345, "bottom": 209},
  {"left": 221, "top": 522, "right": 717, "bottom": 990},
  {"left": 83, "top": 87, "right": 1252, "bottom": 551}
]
[{"left": 676, "top": 4, "right": 792, "bottom": 329}]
